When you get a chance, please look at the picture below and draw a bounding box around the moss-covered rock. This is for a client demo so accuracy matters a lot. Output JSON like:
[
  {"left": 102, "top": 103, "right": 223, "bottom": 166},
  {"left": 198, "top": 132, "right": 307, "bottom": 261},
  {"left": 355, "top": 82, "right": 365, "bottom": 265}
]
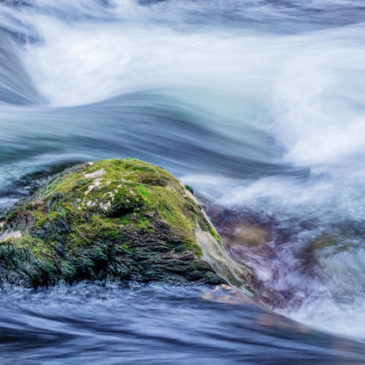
[{"left": 0, "top": 159, "right": 229, "bottom": 287}]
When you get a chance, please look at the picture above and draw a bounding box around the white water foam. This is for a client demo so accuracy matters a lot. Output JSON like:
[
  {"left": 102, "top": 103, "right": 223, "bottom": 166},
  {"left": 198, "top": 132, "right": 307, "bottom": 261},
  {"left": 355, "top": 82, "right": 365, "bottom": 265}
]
[{"left": 3, "top": 0, "right": 365, "bottom": 340}]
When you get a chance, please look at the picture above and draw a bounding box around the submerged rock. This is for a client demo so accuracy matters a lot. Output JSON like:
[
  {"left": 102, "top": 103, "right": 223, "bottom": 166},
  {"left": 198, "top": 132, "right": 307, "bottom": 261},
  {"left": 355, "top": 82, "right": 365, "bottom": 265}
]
[{"left": 0, "top": 159, "right": 246, "bottom": 288}]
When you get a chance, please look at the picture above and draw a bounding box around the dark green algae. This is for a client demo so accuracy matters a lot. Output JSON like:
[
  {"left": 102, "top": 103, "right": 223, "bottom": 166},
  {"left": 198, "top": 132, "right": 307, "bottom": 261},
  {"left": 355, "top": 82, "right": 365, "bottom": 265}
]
[{"left": 0, "top": 159, "right": 224, "bottom": 287}]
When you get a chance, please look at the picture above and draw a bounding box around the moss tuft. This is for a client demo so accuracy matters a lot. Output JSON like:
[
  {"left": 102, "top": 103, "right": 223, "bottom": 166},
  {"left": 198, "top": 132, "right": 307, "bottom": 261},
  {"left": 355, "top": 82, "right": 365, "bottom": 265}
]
[{"left": 184, "top": 184, "right": 194, "bottom": 195}]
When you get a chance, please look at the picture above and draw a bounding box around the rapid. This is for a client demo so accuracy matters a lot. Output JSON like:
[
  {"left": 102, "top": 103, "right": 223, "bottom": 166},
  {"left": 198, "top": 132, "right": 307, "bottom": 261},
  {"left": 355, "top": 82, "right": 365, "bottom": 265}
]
[{"left": 1, "top": 0, "right": 365, "bottom": 363}]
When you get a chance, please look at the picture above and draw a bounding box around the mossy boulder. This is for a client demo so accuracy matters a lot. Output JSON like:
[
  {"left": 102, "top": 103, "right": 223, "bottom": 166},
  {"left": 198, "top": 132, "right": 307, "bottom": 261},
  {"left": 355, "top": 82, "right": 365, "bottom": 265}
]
[{"left": 0, "top": 159, "right": 228, "bottom": 287}]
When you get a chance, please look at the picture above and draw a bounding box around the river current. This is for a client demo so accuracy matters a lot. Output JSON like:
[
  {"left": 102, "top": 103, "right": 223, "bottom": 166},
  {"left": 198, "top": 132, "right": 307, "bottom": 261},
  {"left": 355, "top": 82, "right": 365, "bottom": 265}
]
[{"left": 1, "top": 0, "right": 365, "bottom": 363}]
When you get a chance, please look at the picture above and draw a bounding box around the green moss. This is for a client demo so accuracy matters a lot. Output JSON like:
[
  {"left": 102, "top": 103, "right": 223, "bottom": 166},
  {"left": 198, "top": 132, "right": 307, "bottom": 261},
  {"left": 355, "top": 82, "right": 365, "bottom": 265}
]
[
  {"left": 109, "top": 186, "right": 145, "bottom": 217},
  {"left": 137, "top": 216, "right": 154, "bottom": 232},
  {"left": 121, "top": 243, "right": 135, "bottom": 254},
  {"left": 61, "top": 260, "right": 76, "bottom": 281},
  {"left": 139, "top": 184, "right": 149, "bottom": 197},
  {"left": 0, "top": 158, "right": 224, "bottom": 287},
  {"left": 184, "top": 184, "right": 194, "bottom": 195}
]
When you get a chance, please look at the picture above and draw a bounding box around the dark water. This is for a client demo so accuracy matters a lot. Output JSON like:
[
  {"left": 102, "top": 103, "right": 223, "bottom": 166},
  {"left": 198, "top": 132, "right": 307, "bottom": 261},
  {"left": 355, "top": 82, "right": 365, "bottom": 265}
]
[
  {"left": 0, "top": 283, "right": 364, "bottom": 365},
  {"left": 1, "top": 0, "right": 365, "bottom": 363}
]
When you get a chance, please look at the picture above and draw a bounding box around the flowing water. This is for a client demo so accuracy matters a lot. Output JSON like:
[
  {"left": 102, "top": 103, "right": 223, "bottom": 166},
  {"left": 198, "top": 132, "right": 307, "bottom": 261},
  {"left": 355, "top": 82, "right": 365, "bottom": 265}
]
[{"left": 1, "top": 0, "right": 365, "bottom": 363}]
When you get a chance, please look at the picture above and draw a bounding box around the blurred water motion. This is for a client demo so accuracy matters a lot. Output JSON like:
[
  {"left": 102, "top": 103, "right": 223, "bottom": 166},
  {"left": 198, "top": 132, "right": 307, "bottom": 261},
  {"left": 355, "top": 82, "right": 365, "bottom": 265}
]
[{"left": 1, "top": 0, "right": 365, "bottom": 362}]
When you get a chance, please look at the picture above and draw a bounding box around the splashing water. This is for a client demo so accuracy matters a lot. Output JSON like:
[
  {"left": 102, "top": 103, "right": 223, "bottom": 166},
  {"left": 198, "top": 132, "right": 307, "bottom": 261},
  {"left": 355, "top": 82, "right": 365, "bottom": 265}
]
[{"left": 1, "top": 0, "right": 365, "bottom": 360}]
